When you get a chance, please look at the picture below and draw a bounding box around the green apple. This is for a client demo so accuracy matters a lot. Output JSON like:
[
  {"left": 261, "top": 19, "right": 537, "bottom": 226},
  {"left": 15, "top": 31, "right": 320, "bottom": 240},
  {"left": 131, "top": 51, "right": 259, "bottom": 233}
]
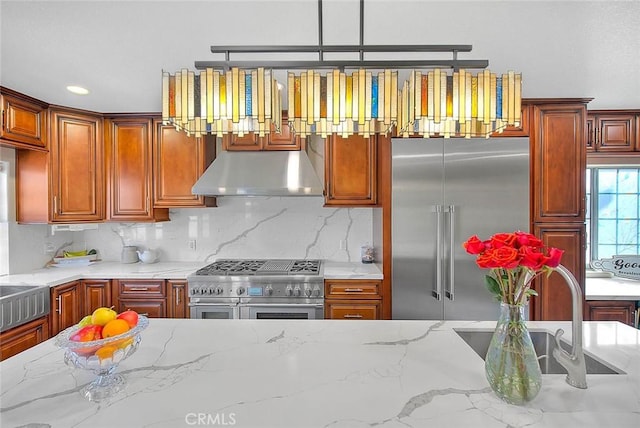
[{"left": 78, "top": 315, "right": 93, "bottom": 327}]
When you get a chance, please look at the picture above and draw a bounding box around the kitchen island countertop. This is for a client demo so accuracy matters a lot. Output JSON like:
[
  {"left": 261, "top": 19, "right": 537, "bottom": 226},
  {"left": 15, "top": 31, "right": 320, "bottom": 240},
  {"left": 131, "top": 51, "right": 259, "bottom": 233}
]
[{"left": 1, "top": 319, "right": 638, "bottom": 428}]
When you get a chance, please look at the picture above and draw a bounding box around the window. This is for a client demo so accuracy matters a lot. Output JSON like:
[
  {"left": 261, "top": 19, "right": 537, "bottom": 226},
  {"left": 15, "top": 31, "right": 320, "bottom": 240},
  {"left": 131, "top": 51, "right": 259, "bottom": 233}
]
[{"left": 586, "top": 167, "right": 640, "bottom": 267}]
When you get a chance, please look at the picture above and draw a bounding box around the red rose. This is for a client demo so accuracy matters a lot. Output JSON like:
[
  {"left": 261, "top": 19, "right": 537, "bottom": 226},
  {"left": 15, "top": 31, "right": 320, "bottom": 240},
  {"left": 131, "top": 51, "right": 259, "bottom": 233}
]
[
  {"left": 476, "top": 250, "right": 498, "bottom": 269},
  {"left": 489, "top": 233, "right": 517, "bottom": 249},
  {"left": 514, "top": 231, "right": 544, "bottom": 248},
  {"left": 463, "top": 235, "right": 486, "bottom": 255},
  {"left": 491, "top": 246, "right": 521, "bottom": 269},
  {"left": 545, "top": 247, "right": 564, "bottom": 268},
  {"left": 519, "top": 245, "right": 548, "bottom": 270}
]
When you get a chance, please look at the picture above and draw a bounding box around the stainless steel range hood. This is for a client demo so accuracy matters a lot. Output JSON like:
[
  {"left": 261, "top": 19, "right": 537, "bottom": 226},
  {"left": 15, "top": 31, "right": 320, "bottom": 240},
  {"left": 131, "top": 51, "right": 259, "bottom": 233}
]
[{"left": 192, "top": 150, "right": 324, "bottom": 197}]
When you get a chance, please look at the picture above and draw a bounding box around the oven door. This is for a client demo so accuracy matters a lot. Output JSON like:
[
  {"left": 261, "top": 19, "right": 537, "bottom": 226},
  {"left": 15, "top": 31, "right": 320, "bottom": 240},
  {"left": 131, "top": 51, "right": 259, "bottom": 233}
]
[
  {"left": 190, "top": 302, "right": 239, "bottom": 320},
  {"left": 240, "top": 303, "right": 324, "bottom": 320}
]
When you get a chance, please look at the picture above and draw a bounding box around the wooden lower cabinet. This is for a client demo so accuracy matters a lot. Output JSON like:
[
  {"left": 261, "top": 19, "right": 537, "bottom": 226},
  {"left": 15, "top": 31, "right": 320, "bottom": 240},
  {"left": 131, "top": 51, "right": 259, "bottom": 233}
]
[
  {"left": 324, "top": 279, "right": 382, "bottom": 320},
  {"left": 111, "top": 279, "right": 167, "bottom": 318},
  {"left": 0, "top": 317, "right": 49, "bottom": 361},
  {"left": 167, "top": 280, "right": 188, "bottom": 318},
  {"left": 50, "top": 280, "right": 81, "bottom": 336},
  {"left": 586, "top": 300, "right": 637, "bottom": 327},
  {"left": 81, "top": 279, "right": 111, "bottom": 314}
]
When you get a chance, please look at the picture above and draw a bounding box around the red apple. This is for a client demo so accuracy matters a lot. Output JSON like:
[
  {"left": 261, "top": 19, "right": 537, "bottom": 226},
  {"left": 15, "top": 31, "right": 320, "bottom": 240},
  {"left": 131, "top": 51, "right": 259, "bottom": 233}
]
[
  {"left": 70, "top": 324, "right": 103, "bottom": 342},
  {"left": 116, "top": 310, "right": 139, "bottom": 328}
]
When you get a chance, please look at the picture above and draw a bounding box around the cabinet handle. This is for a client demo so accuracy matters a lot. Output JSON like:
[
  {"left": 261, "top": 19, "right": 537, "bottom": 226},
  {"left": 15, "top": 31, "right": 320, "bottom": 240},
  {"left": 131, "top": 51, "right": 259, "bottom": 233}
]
[
  {"left": 129, "top": 287, "right": 149, "bottom": 291},
  {"left": 56, "top": 296, "right": 62, "bottom": 314},
  {"left": 53, "top": 196, "right": 58, "bottom": 214},
  {"left": 343, "top": 314, "right": 363, "bottom": 319},
  {"left": 1, "top": 109, "right": 5, "bottom": 130},
  {"left": 175, "top": 288, "right": 180, "bottom": 304},
  {"left": 344, "top": 288, "right": 364, "bottom": 292}
]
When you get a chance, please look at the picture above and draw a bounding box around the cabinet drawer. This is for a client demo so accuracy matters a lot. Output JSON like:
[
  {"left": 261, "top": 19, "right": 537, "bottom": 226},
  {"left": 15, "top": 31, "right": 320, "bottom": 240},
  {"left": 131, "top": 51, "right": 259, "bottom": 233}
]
[
  {"left": 326, "top": 301, "right": 380, "bottom": 320},
  {"left": 325, "top": 280, "right": 381, "bottom": 299},
  {"left": 115, "top": 279, "right": 165, "bottom": 297},
  {"left": 115, "top": 298, "right": 166, "bottom": 318}
]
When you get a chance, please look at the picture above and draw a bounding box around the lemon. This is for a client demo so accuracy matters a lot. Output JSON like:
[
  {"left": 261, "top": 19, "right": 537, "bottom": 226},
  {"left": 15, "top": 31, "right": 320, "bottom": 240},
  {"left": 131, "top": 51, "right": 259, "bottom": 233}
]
[{"left": 91, "top": 307, "right": 117, "bottom": 326}]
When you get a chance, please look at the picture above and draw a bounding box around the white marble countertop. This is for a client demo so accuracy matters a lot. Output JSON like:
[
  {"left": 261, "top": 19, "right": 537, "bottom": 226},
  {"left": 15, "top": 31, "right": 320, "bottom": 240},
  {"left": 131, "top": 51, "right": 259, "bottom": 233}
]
[
  {"left": 585, "top": 276, "right": 640, "bottom": 301},
  {"left": 0, "top": 261, "right": 383, "bottom": 290},
  {"left": 1, "top": 319, "right": 638, "bottom": 428}
]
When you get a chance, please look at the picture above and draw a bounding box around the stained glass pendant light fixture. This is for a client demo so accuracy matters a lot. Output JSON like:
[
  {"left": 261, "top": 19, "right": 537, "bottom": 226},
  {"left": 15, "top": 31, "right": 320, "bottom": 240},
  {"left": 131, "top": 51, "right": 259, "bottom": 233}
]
[{"left": 162, "top": 67, "right": 281, "bottom": 138}]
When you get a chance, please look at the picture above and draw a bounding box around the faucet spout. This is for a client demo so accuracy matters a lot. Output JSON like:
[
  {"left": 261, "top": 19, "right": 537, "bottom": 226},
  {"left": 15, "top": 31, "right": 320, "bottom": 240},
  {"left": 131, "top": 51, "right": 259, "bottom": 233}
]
[{"left": 551, "top": 265, "right": 588, "bottom": 389}]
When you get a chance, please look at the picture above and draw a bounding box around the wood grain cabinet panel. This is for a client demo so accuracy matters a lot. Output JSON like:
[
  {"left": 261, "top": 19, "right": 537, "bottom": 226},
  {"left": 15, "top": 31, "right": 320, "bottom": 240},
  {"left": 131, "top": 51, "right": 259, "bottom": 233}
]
[
  {"left": 105, "top": 117, "right": 169, "bottom": 222},
  {"left": 325, "top": 279, "right": 382, "bottom": 320},
  {"left": 0, "top": 317, "right": 49, "bottom": 361},
  {"left": 324, "top": 134, "right": 377, "bottom": 206},
  {"left": 167, "top": 280, "right": 188, "bottom": 318},
  {"left": 0, "top": 89, "right": 48, "bottom": 150},
  {"left": 222, "top": 113, "right": 300, "bottom": 151},
  {"left": 586, "top": 300, "right": 636, "bottom": 326},
  {"left": 81, "top": 279, "right": 111, "bottom": 314},
  {"left": 587, "top": 112, "right": 637, "bottom": 152},
  {"left": 325, "top": 301, "right": 380, "bottom": 320},
  {"left": 111, "top": 279, "right": 167, "bottom": 318},
  {"left": 50, "top": 108, "right": 104, "bottom": 222},
  {"left": 532, "top": 103, "right": 586, "bottom": 223},
  {"left": 50, "top": 281, "right": 82, "bottom": 336},
  {"left": 153, "top": 120, "right": 215, "bottom": 208}
]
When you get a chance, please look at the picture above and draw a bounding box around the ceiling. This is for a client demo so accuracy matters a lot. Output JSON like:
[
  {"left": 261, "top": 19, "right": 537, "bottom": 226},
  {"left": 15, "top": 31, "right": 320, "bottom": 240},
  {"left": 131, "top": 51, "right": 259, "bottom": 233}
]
[{"left": 2, "top": 1, "right": 640, "bottom": 113}]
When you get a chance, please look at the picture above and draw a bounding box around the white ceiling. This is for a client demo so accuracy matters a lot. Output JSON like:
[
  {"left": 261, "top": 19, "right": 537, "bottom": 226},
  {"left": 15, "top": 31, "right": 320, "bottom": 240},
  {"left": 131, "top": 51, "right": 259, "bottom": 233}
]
[{"left": 2, "top": 0, "right": 640, "bottom": 113}]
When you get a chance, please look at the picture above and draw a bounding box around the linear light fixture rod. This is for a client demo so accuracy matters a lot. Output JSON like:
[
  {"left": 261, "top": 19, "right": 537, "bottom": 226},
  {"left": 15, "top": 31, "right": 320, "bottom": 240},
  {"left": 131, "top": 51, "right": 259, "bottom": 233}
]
[
  {"left": 209, "top": 44, "right": 474, "bottom": 54},
  {"left": 194, "top": 59, "right": 489, "bottom": 70},
  {"left": 318, "top": 0, "right": 324, "bottom": 61}
]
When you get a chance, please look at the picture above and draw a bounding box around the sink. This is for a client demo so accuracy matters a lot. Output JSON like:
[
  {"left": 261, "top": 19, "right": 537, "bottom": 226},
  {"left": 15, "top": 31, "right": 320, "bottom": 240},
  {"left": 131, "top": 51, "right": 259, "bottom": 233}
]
[
  {"left": 0, "top": 285, "right": 39, "bottom": 298},
  {"left": 455, "top": 329, "right": 623, "bottom": 375},
  {"left": 0, "top": 285, "right": 50, "bottom": 332}
]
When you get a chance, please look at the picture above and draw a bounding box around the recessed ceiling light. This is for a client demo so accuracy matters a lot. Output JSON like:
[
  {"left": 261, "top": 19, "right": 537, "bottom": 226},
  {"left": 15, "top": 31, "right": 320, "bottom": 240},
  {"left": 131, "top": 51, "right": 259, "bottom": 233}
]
[{"left": 66, "top": 85, "right": 89, "bottom": 95}]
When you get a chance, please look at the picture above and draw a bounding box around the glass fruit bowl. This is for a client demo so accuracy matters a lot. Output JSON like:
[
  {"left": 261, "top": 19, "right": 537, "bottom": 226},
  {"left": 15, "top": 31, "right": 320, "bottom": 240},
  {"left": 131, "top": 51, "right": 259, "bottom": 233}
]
[{"left": 55, "top": 315, "right": 149, "bottom": 402}]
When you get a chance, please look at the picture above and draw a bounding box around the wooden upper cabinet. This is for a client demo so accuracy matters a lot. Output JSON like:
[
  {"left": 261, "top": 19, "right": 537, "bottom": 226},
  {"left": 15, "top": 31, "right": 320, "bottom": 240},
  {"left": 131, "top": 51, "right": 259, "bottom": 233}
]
[
  {"left": 531, "top": 103, "right": 586, "bottom": 223},
  {"left": 105, "top": 117, "right": 168, "bottom": 222},
  {"left": 587, "top": 111, "right": 637, "bottom": 152},
  {"left": 0, "top": 89, "right": 48, "bottom": 150},
  {"left": 50, "top": 108, "right": 105, "bottom": 222},
  {"left": 153, "top": 120, "right": 215, "bottom": 208},
  {"left": 222, "top": 112, "right": 301, "bottom": 151},
  {"left": 324, "top": 134, "right": 377, "bottom": 206}
]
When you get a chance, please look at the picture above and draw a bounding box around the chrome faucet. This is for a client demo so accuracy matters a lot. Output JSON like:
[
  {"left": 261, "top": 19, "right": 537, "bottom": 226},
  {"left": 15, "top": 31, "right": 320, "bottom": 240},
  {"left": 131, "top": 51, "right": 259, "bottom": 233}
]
[{"left": 551, "top": 265, "right": 588, "bottom": 389}]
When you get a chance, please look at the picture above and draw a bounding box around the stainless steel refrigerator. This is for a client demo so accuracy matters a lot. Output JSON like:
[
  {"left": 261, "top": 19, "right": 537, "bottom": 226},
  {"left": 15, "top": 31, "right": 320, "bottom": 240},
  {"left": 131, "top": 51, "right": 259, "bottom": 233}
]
[{"left": 391, "top": 137, "right": 530, "bottom": 320}]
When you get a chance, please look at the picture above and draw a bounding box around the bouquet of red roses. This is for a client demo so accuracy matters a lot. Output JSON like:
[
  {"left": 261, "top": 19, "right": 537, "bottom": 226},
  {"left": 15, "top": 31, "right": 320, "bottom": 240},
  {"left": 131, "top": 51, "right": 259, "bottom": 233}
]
[{"left": 463, "top": 231, "right": 564, "bottom": 306}]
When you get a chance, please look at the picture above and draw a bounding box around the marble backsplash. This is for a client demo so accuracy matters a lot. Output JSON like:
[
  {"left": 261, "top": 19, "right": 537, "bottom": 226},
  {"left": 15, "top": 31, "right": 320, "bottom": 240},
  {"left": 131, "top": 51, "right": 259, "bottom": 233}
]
[{"left": 82, "top": 196, "right": 376, "bottom": 264}]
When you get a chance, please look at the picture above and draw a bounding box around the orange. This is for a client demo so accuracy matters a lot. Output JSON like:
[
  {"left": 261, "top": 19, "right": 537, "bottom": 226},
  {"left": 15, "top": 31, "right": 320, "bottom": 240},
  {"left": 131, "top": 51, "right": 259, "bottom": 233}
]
[
  {"left": 94, "top": 345, "right": 118, "bottom": 360},
  {"left": 102, "top": 319, "right": 130, "bottom": 338}
]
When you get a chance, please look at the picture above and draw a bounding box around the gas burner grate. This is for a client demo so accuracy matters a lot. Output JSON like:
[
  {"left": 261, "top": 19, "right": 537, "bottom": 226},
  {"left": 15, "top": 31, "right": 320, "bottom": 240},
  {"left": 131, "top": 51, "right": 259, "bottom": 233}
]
[{"left": 195, "top": 259, "right": 322, "bottom": 276}]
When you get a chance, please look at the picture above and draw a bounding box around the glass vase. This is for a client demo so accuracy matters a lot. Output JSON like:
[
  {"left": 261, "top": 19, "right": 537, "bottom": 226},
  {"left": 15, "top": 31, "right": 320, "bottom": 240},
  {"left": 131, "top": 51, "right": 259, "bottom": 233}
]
[{"left": 485, "top": 303, "right": 542, "bottom": 405}]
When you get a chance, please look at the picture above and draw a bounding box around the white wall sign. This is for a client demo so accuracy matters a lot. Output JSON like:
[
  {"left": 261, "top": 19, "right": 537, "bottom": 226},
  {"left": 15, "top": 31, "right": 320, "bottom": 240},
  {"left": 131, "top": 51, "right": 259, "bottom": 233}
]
[{"left": 591, "top": 256, "right": 640, "bottom": 281}]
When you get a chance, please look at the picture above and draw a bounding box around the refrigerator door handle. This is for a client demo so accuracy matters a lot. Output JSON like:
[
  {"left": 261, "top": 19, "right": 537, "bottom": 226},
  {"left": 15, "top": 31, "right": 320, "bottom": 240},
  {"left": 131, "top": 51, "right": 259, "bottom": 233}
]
[
  {"left": 446, "top": 205, "right": 455, "bottom": 301},
  {"left": 433, "top": 205, "right": 443, "bottom": 300}
]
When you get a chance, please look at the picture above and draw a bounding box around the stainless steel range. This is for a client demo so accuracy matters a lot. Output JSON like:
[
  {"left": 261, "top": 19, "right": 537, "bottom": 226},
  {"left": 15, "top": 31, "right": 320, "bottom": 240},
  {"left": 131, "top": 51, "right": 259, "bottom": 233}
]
[{"left": 187, "top": 259, "right": 324, "bottom": 320}]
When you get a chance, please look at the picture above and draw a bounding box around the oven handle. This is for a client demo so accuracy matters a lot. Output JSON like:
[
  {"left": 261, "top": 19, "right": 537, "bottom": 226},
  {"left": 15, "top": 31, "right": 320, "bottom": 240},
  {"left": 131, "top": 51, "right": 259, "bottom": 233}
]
[
  {"left": 240, "top": 303, "right": 324, "bottom": 308},
  {"left": 189, "top": 302, "right": 239, "bottom": 307}
]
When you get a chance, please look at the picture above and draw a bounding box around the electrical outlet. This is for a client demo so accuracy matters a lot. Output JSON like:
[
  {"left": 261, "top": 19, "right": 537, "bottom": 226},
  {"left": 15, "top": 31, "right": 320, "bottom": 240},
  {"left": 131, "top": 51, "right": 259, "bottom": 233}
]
[
  {"left": 188, "top": 239, "right": 197, "bottom": 251},
  {"left": 43, "top": 242, "right": 55, "bottom": 255}
]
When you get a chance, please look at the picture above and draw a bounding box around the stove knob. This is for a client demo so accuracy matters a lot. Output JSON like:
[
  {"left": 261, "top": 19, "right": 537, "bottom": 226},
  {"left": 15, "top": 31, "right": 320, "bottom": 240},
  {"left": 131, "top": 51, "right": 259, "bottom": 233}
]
[
  {"left": 293, "top": 286, "right": 301, "bottom": 297},
  {"left": 215, "top": 287, "right": 224, "bottom": 295},
  {"left": 207, "top": 287, "right": 214, "bottom": 295},
  {"left": 236, "top": 286, "right": 245, "bottom": 295},
  {"left": 304, "top": 288, "right": 312, "bottom": 297},
  {"left": 285, "top": 285, "right": 293, "bottom": 296},
  {"left": 313, "top": 286, "right": 321, "bottom": 297},
  {"left": 265, "top": 286, "right": 273, "bottom": 296}
]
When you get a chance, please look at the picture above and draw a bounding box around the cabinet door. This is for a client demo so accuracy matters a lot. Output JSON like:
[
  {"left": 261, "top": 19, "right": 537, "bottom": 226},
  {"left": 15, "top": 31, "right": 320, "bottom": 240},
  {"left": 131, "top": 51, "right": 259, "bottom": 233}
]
[
  {"left": 167, "top": 280, "right": 188, "bottom": 318},
  {"left": 50, "top": 109, "right": 104, "bottom": 222},
  {"left": 0, "top": 92, "right": 48, "bottom": 150},
  {"left": 0, "top": 317, "right": 49, "bottom": 361},
  {"left": 325, "top": 300, "right": 380, "bottom": 320},
  {"left": 51, "top": 281, "right": 81, "bottom": 335},
  {"left": 222, "top": 133, "right": 263, "bottom": 150},
  {"left": 325, "top": 134, "right": 377, "bottom": 206},
  {"left": 532, "top": 104, "right": 586, "bottom": 222},
  {"left": 586, "top": 300, "right": 636, "bottom": 326},
  {"left": 531, "top": 224, "right": 585, "bottom": 321},
  {"left": 81, "top": 279, "right": 111, "bottom": 314},
  {"left": 596, "top": 114, "right": 636, "bottom": 152},
  {"left": 153, "top": 120, "right": 214, "bottom": 207},
  {"left": 264, "top": 115, "right": 301, "bottom": 150},
  {"left": 586, "top": 116, "right": 596, "bottom": 152},
  {"left": 105, "top": 117, "right": 168, "bottom": 221}
]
